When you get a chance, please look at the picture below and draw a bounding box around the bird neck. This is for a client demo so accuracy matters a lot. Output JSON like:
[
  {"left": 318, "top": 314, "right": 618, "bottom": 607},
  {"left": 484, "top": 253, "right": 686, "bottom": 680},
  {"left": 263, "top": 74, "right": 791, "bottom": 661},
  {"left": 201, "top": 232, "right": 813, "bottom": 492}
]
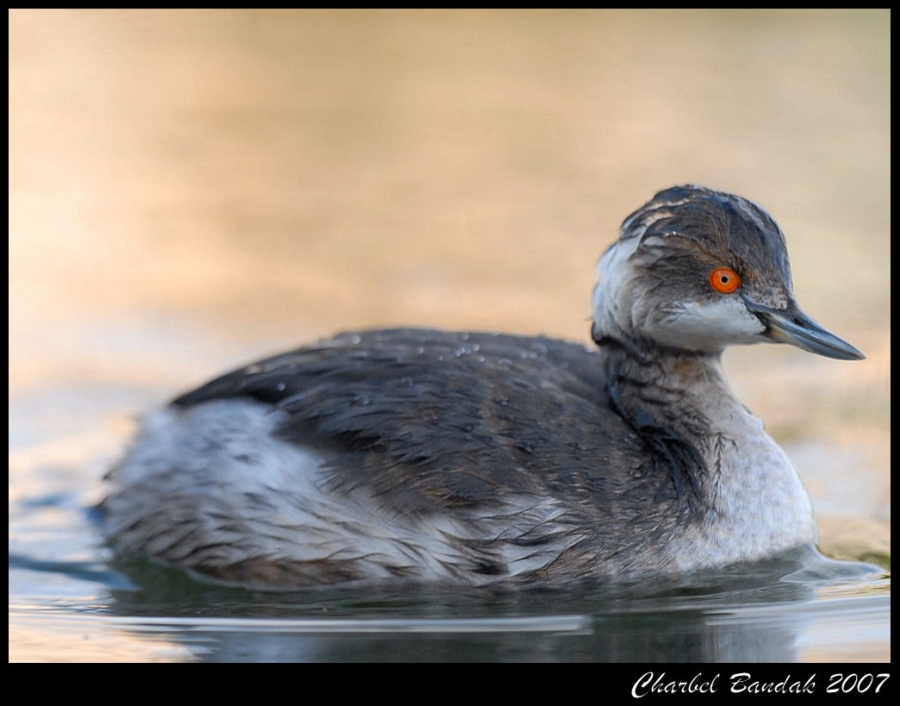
[{"left": 595, "top": 333, "right": 741, "bottom": 510}]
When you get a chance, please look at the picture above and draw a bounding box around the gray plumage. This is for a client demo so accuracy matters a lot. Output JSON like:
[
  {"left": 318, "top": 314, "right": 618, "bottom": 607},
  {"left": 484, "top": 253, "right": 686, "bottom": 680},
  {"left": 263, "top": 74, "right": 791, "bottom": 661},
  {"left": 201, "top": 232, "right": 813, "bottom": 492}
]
[{"left": 101, "top": 185, "right": 863, "bottom": 589}]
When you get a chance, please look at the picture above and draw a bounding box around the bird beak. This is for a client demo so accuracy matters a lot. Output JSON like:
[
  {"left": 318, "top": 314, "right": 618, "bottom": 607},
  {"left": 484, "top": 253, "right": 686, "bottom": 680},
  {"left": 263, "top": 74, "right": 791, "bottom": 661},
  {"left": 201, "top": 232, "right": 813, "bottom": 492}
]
[{"left": 741, "top": 296, "right": 865, "bottom": 361}]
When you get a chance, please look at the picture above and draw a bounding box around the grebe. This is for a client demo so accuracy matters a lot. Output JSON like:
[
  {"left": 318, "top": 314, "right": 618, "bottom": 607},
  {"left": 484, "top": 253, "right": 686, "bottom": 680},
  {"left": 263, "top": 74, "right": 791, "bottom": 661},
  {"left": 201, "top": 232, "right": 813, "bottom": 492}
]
[{"left": 102, "top": 185, "right": 864, "bottom": 589}]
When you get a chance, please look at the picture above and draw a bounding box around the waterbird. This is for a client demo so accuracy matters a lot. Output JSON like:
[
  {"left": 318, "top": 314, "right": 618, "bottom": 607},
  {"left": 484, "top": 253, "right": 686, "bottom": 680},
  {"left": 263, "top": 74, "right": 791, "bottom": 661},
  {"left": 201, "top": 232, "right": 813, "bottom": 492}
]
[{"left": 101, "top": 185, "right": 864, "bottom": 589}]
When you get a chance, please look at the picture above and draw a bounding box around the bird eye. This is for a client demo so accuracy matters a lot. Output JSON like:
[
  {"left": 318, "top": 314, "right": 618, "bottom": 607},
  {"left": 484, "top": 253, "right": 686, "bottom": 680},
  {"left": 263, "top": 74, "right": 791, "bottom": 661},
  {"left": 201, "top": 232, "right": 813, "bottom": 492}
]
[{"left": 709, "top": 267, "right": 741, "bottom": 294}]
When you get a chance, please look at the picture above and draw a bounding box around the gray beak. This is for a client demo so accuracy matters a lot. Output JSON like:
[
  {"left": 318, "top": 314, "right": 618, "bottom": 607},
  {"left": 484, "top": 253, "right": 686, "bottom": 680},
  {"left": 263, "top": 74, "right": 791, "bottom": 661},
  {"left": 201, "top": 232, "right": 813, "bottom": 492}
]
[{"left": 741, "top": 296, "right": 865, "bottom": 361}]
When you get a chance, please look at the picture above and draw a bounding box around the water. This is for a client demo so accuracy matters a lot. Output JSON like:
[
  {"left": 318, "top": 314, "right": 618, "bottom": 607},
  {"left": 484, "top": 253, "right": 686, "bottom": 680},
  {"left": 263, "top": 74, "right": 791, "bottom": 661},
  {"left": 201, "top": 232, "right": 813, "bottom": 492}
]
[
  {"left": 9, "top": 474, "right": 890, "bottom": 661},
  {"left": 9, "top": 10, "right": 889, "bottom": 662},
  {"left": 8, "top": 456, "right": 890, "bottom": 663}
]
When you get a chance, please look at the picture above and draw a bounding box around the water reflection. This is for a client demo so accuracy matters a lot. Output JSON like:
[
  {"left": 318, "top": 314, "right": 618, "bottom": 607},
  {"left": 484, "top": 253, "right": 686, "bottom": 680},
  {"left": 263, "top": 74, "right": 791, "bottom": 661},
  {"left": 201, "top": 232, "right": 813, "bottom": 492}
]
[
  {"left": 8, "top": 470, "right": 889, "bottom": 661},
  {"left": 96, "top": 548, "right": 885, "bottom": 662}
]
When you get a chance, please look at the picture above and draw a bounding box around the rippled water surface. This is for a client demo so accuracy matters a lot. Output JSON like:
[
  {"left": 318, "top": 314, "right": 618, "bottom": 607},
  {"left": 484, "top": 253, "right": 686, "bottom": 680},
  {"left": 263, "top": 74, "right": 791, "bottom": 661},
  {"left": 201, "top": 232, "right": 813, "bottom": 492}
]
[{"left": 10, "top": 10, "right": 889, "bottom": 662}]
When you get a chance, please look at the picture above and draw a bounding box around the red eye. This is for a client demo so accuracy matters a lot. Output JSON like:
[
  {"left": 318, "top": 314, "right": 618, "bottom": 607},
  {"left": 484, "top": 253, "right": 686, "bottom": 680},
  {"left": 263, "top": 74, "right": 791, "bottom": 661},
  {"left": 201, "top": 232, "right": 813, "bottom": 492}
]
[{"left": 709, "top": 267, "right": 741, "bottom": 294}]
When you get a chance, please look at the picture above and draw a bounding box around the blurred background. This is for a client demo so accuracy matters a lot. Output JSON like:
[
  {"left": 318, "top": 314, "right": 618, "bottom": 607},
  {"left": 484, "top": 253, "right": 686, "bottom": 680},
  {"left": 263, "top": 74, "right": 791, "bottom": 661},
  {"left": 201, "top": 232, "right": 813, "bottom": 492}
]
[{"left": 9, "top": 10, "right": 889, "bottom": 661}]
